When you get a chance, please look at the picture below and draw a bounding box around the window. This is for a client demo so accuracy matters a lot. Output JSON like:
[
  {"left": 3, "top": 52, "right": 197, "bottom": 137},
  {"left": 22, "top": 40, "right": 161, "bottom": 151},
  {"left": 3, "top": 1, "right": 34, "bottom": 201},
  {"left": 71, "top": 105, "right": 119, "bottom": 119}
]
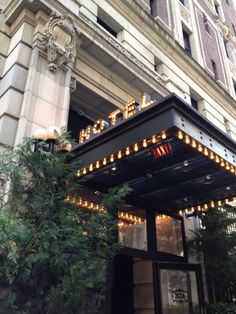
[
  {"left": 150, "top": 0, "right": 156, "bottom": 16},
  {"left": 233, "top": 81, "right": 236, "bottom": 96},
  {"left": 203, "top": 14, "right": 210, "bottom": 34},
  {"left": 183, "top": 30, "right": 192, "bottom": 55},
  {"left": 191, "top": 97, "right": 198, "bottom": 110},
  {"left": 160, "top": 269, "right": 201, "bottom": 314},
  {"left": 97, "top": 8, "right": 123, "bottom": 38},
  {"left": 211, "top": 60, "right": 219, "bottom": 80},
  {"left": 232, "top": 24, "right": 236, "bottom": 36},
  {"left": 155, "top": 214, "right": 184, "bottom": 256},
  {"left": 118, "top": 207, "right": 147, "bottom": 251},
  {"left": 179, "top": 0, "right": 185, "bottom": 5},
  {"left": 215, "top": 4, "right": 220, "bottom": 15},
  {"left": 224, "top": 41, "right": 229, "bottom": 58},
  {"left": 97, "top": 17, "right": 117, "bottom": 37}
]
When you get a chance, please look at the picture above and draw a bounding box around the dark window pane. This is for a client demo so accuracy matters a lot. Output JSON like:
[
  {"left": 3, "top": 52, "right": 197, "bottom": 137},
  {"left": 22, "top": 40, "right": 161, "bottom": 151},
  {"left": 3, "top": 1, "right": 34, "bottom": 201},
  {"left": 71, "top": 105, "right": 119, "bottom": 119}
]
[
  {"left": 224, "top": 41, "right": 229, "bottom": 58},
  {"left": 97, "top": 17, "right": 117, "bottom": 37},
  {"left": 191, "top": 98, "right": 198, "bottom": 110},
  {"left": 232, "top": 24, "right": 236, "bottom": 36},
  {"left": 183, "top": 30, "right": 192, "bottom": 55},
  {"left": 211, "top": 60, "right": 219, "bottom": 80},
  {"left": 150, "top": 0, "right": 156, "bottom": 16},
  {"left": 215, "top": 4, "right": 220, "bottom": 15}
]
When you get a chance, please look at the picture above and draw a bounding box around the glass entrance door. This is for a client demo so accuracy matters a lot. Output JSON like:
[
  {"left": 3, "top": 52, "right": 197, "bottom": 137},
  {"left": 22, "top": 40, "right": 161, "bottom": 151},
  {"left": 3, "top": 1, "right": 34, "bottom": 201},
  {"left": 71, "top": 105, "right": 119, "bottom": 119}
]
[{"left": 158, "top": 266, "right": 203, "bottom": 314}]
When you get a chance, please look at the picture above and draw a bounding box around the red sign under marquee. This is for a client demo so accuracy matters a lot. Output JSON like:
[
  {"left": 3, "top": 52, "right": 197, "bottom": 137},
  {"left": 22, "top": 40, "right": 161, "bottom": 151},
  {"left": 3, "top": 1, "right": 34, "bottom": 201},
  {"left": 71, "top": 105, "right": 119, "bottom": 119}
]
[{"left": 152, "top": 143, "right": 172, "bottom": 159}]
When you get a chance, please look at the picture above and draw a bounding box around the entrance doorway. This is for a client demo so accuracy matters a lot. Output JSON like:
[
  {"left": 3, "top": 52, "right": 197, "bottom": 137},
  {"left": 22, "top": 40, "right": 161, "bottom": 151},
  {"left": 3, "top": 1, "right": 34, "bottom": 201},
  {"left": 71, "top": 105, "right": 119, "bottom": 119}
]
[{"left": 111, "top": 257, "right": 204, "bottom": 314}]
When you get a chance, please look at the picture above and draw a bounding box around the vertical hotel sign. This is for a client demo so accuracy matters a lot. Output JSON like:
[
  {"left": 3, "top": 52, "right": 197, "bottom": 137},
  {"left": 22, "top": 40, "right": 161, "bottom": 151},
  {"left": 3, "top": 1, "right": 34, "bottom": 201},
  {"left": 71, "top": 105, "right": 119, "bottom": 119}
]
[{"left": 79, "top": 93, "right": 155, "bottom": 144}]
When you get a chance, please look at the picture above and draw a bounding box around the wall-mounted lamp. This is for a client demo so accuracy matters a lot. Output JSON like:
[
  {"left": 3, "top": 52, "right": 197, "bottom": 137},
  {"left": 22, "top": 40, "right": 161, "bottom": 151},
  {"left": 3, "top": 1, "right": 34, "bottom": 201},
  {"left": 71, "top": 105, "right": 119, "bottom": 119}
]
[{"left": 32, "top": 126, "right": 72, "bottom": 153}]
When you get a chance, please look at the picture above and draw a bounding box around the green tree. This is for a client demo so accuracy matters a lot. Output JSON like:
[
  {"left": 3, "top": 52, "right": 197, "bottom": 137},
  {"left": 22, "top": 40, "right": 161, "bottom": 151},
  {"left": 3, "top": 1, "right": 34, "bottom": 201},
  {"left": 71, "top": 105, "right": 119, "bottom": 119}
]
[
  {"left": 190, "top": 207, "right": 236, "bottom": 303},
  {"left": 0, "top": 138, "right": 130, "bottom": 313}
]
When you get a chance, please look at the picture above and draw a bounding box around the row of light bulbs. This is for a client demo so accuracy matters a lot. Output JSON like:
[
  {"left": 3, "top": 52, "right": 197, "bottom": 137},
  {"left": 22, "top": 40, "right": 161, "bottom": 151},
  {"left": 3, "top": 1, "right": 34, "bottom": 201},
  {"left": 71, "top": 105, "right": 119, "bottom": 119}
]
[
  {"left": 77, "top": 132, "right": 167, "bottom": 176},
  {"left": 177, "top": 130, "right": 236, "bottom": 175},
  {"left": 65, "top": 194, "right": 236, "bottom": 222},
  {"left": 178, "top": 196, "right": 236, "bottom": 215},
  {"left": 65, "top": 195, "right": 145, "bottom": 223}
]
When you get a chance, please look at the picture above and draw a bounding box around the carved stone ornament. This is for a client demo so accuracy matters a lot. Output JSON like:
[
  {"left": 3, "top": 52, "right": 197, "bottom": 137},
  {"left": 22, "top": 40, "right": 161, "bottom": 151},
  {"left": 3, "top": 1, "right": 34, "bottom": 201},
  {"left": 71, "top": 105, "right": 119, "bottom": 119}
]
[
  {"left": 214, "top": 17, "right": 236, "bottom": 43},
  {"left": 70, "top": 76, "right": 77, "bottom": 93},
  {"left": 42, "top": 13, "right": 80, "bottom": 72}
]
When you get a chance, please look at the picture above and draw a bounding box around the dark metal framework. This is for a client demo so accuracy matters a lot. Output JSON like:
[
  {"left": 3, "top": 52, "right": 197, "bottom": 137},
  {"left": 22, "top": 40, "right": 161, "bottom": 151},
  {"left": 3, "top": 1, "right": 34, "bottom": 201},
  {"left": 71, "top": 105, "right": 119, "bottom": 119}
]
[{"left": 70, "top": 94, "right": 236, "bottom": 314}]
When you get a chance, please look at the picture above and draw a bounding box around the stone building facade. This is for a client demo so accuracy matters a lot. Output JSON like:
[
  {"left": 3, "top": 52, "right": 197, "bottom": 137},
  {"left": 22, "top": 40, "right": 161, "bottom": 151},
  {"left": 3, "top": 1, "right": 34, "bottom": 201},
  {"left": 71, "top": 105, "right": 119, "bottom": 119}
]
[
  {"left": 1, "top": 0, "right": 236, "bottom": 313},
  {"left": 0, "top": 0, "right": 236, "bottom": 147}
]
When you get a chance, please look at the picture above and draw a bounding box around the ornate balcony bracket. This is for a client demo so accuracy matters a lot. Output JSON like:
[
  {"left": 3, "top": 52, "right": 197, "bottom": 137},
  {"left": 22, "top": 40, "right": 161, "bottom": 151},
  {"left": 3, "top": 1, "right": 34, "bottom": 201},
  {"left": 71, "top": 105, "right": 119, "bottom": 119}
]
[{"left": 41, "top": 12, "right": 81, "bottom": 72}]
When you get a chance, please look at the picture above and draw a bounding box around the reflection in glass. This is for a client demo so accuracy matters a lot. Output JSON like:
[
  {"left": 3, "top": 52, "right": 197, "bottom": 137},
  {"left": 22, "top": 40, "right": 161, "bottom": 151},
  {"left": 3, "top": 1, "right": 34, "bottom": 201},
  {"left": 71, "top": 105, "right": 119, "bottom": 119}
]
[
  {"left": 118, "top": 209, "right": 147, "bottom": 250},
  {"left": 156, "top": 215, "right": 184, "bottom": 256},
  {"left": 161, "top": 269, "right": 201, "bottom": 314}
]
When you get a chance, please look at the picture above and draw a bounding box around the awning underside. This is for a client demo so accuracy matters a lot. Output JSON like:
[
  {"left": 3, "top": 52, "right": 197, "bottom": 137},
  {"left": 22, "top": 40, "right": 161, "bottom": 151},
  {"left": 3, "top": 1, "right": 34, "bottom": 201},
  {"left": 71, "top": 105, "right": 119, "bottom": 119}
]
[{"left": 83, "top": 136, "right": 236, "bottom": 213}]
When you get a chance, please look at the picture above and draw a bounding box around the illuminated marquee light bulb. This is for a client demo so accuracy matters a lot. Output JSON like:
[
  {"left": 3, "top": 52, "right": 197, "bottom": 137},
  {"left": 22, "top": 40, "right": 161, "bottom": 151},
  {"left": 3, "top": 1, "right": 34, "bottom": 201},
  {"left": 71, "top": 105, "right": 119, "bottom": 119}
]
[
  {"left": 218, "top": 200, "right": 222, "bottom": 206},
  {"left": 83, "top": 168, "right": 87, "bottom": 175},
  {"left": 204, "top": 148, "right": 208, "bottom": 156},
  {"left": 225, "top": 198, "right": 229, "bottom": 204},
  {"left": 198, "top": 144, "right": 203, "bottom": 152},
  {"left": 191, "top": 139, "right": 197, "bottom": 148},
  {"left": 220, "top": 160, "right": 225, "bottom": 167},
  {"left": 210, "top": 201, "right": 215, "bottom": 208},
  {"left": 204, "top": 204, "right": 208, "bottom": 210},
  {"left": 96, "top": 161, "right": 100, "bottom": 169},
  {"left": 126, "top": 147, "right": 130, "bottom": 155},
  {"left": 226, "top": 163, "right": 230, "bottom": 170},
  {"left": 197, "top": 206, "right": 201, "bottom": 211},
  {"left": 77, "top": 170, "right": 81, "bottom": 177},
  {"left": 142, "top": 139, "right": 147, "bottom": 148},
  {"left": 161, "top": 133, "right": 167, "bottom": 140},
  {"left": 152, "top": 135, "right": 157, "bottom": 144},
  {"left": 134, "top": 143, "right": 139, "bottom": 152},
  {"left": 215, "top": 155, "right": 220, "bottom": 163},
  {"left": 179, "top": 210, "right": 183, "bottom": 215},
  {"left": 210, "top": 152, "right": 214, "bottom": 160},
  {"left": 177, "top": 131, "right": 184, "bottom": 139},
  {"left": 230, "top": 166, "right": 235, "bottom": 173},
  {"left": 89, "top": 164, "right": 93, "bottom": 172},
  {"left": 103, "top": 158, "right": 107, "bottom": 166},
  {"left": 118, "top": 151, "right": 122, "bottom": 159},
  {"left": 185, "top": 135, "right": 190, "bottom": 144},
  {"left": 110, "top": 154, "right": 114, "bottom": 162}
]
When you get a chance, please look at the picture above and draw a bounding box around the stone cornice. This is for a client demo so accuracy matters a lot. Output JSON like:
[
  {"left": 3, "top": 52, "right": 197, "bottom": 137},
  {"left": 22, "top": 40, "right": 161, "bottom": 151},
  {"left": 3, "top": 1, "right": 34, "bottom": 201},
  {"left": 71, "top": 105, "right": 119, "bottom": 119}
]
[
  {"left": 3, "top": 0, "right": 236, "bottom": 117},
  {"left": 78, "top": 12, "right": 168, "bottom": 93},
  {"left": 106, "top": 0, "right": 236, "bottom": 116}
]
